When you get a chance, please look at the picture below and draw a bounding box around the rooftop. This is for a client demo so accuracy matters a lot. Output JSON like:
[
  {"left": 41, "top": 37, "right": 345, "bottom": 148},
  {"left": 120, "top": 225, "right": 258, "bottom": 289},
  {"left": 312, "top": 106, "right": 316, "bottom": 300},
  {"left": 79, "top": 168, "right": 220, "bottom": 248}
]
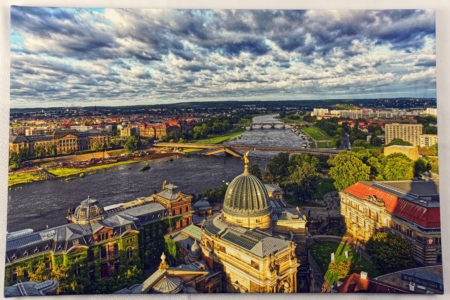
[
  {"left": 343, "top": 180, "right": 440, "bottom": 228},
  {"left": 203, "top": 214, "right": 291, "bottom": 258}
]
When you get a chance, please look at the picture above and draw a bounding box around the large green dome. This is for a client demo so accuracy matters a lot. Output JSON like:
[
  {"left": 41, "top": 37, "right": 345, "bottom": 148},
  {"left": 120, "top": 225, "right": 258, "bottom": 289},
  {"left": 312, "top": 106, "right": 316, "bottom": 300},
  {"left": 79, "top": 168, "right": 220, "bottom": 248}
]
[{"left": 223, "top": 172, "right": 272, "bottom": 217}]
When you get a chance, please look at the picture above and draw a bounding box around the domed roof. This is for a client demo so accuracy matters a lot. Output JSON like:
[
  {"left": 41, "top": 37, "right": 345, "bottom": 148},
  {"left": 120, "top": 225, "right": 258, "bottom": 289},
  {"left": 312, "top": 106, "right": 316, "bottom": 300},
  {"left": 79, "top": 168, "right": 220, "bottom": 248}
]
[
  {"left": 188, "top": 240, "right": 201, "bottom": 260},
  {"left": 223, "top": 152, "right": 271, "bottom": 218},
  {"left": 193, "top": 198, "right": 211, "bottom": 209},
  {"left": 70, "top": 197, "right": 105, "bottom": 224}
]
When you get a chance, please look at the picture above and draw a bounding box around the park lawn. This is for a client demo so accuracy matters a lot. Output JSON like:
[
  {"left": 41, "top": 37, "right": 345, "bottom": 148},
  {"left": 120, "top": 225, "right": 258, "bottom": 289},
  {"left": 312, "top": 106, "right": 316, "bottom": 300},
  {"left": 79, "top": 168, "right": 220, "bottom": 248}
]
[
  {"left": 8, "top": 171, "right": 43, "bottom": 187},
  {"left": 45, "top": 160, "right": 142, "bottom": 177},
  {"left": 192, "top": 128, "right": 244, "bottom": 144},
  {"left": 310, "top": 241, "right": 380, "bottom": 286},
  {"left": 302, "top": 126, "right": 332, "bottom": 141}
]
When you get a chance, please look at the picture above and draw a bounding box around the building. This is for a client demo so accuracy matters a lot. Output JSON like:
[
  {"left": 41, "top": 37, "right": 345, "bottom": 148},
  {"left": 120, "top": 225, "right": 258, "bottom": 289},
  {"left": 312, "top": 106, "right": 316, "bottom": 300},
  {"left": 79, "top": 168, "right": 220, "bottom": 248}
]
[
  {"left": 4, "top": 182, "right": 193, "bottom": 294},
  {"left": 424, "top": 108, "right": 437, "bottom": 117},
  {"left": 384, "top": 123, "right": 423, "bottom": 146},
  {"left": 9, "top": 130, "right": 111, "bottom": 157},
  {"left": 4, "top": 280, "right": 59, "bottom": 297},
  {"left": 419, "top": 134, "right": 438, "bottom": 148},
  {"left": 120, "top": 126, "right": 139, "bottom": 137},
  {"left": 265, "top": 184, "right": 285, "bottom": 202},
  {"left": 333, "top": 265, "right": 443, "bottom": 294},
  {"left": 373, "top": 265, "right": 443, "bottom": 294},
  {"left": 200, "top": 153, "right": 307, "bottom": 293},
  {"left": 115, "top": 252, "right": 222, "bottom": 294},
  {"left": 384, "top": 145, "right": 419, "bottom": 161},
  {"left": 333, "top": 271, "right": 409, "bottom": 293},
  {"left": 311, "top": 108, "right": 329, "bottom": 116},
  {"left": 340, "top": 180, "right": 441, "bottom": 265},
  {"left": 152, "top": 181, "right": 193, "bottom": 230}
]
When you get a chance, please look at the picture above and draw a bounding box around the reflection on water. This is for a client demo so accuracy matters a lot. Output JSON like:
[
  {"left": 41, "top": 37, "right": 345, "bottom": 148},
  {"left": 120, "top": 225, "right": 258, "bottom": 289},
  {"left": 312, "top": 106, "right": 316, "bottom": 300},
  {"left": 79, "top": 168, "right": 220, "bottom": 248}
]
[
  {"left": 225, "top": 114, "right": 308, "bottom": 150},
  {"left": 8, "top": 156, "right": 243, "bottom": 232}
]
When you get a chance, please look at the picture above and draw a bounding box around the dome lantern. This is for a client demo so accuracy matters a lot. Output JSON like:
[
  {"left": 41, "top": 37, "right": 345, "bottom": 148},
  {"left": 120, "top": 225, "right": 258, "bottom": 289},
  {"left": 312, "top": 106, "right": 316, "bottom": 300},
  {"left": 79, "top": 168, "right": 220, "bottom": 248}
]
[{"left": 67, "top": 196, "right": 105, "bottom": 225}]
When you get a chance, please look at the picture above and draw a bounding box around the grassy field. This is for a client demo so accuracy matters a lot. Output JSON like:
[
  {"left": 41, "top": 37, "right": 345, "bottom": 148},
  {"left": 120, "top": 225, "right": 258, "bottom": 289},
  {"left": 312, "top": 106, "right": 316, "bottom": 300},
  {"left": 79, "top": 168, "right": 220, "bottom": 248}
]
[
  {"left": 301, "top": 126, "right": 335, "bottom": 148},
  {"left": 310, "top": 241, "right": 380, "bottom": 285},
  {"left": 9, "top": 160, "right": 143, "bottom": 187},
  {"left": 8, "top": 171, "right": 44, "bottom": 187},
  {"left": 302, "top": 126, "right": 332, "bottom": 140},
  {"left": 191, "top": 128, "right": 244, "bottom": 144},
  {"left": 46, "top": 160, "right": 142, "bottom": 177}
]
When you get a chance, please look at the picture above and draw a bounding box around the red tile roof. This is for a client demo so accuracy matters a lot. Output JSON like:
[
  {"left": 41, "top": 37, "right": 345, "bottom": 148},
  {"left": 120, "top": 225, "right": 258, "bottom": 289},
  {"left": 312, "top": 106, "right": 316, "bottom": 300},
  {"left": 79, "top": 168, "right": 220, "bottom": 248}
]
[
  {"left": 336, "top": 273, "right": 408, "bottom": 293},
  {"left": 344, "top": 182, "right": 440, "bottom": 228}
]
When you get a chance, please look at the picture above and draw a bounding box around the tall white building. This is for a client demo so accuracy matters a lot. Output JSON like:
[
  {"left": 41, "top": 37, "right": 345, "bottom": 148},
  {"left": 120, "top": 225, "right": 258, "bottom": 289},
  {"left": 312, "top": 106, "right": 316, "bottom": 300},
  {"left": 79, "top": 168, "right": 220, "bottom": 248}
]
[{"left": 385, "top": 123, "right": 423, "bottom": 146}]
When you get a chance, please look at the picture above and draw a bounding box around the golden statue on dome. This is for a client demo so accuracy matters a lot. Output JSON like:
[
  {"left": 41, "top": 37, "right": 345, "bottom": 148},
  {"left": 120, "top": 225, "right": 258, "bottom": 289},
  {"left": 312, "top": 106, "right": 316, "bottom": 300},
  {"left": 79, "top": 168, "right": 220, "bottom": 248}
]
[{"left": 243, "top": 151, "right": 250, "bottom": 174}]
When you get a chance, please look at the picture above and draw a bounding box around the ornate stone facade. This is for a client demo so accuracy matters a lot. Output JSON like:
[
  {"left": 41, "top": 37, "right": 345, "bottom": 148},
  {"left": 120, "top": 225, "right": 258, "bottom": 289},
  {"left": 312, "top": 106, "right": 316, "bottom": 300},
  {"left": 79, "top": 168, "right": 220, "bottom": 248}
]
[
  {"left": 200, "top": 153, "right": 305, "bottom": 293},
  {"left": 340, "top": 180, "right": 441, "bottom": 265}
]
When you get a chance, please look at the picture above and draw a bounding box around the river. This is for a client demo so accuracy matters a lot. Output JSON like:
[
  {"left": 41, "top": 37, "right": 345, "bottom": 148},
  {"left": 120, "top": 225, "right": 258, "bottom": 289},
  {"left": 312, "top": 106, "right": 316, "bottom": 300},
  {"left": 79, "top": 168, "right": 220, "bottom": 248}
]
[{"left": 7, "top": 114, "right": 307, "bottom": 232}]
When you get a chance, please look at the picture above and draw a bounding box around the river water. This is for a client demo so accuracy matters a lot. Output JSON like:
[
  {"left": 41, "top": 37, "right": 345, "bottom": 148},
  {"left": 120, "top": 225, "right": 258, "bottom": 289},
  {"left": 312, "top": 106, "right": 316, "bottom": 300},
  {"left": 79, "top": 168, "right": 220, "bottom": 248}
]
[{"left": 7, "top": 114, "right": 307, "bottom": 232}]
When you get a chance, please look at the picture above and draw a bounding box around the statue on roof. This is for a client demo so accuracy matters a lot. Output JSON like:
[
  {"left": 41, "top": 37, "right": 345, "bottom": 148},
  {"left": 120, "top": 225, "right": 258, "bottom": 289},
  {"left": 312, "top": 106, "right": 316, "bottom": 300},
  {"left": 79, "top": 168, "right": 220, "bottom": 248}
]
[{"left": 243, "top": 151, "right": 250, "bottom": 174}]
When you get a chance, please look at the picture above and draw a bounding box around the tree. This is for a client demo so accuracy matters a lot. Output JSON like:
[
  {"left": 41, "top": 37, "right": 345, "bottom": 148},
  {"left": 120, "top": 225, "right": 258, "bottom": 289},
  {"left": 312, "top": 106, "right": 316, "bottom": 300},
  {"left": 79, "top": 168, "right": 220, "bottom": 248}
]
[
  {"left": 370, "top": 136, "right": 383, "bottom": 147},
  {"left": 48, "top": 144, "right": 57, "bottom": 157},
  {"left": 51, "top": 265, "right": 70, "bottom": 294},
  {"left": 34, "top": 145, "right": 46, "bottom": 158},
  {"left": 367, "top": 156, "right": 384, "bottom": 180},
  {"left": 328, "top": 151, "right": 371, "bottom": 191},
  {"left": 286, "top": 154, "right": 320, "bottom": 200},
  {"left": 27, "top": 261, "right": 51, "bottom": 282},
  {"left": 250, "top": 164, "right": 262, "bottom": 179},
  {"left": 382, "top": 153, "right": 414, "bottom": 180},
  {"left": 124, "top": 136, "right": 141, "bottom": 153},
  {"left": 368, "top": 125, "right": 383, "bottom": 136},
  {"left": 414, "top": 158, "right": 430, "bottom": 177},
  {"left": 91, "top": 141, "right": 102, "bottom": 151},
  {"left": 267, "top": 152, "right": 290, "bottom": 181},
  {"left": 352, "top": 139, "right": 369, "bottom": 148},
  {"left": 9, "top": 153, "right": 21, "bottom": 169},
  {"left": 387, "top": 138, "right": 412, "bottom": 146},
  {"left": 366, "top": 231, "right": 416, "bottom": 274}
]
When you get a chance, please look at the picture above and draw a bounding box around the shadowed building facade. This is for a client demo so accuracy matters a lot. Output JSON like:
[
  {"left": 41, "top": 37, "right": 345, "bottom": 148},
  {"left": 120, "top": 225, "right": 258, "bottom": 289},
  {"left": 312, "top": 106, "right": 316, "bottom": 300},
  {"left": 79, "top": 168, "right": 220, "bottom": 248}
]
[{"left": 340, "top": 180, "right": 441, "bottom": 265}]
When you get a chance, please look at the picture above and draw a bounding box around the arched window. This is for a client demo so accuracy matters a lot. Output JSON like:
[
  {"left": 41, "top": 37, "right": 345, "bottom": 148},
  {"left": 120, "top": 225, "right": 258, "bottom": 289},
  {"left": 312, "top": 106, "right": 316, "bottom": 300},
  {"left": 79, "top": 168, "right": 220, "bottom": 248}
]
[{"left": 127, "top": 247, "right": 133, "bottom": 259}]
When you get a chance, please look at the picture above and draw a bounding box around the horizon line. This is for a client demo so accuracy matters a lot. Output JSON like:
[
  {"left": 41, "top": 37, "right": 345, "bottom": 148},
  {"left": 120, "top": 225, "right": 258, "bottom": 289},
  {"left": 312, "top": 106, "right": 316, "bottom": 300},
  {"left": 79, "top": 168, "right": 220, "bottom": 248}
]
[{"left": 9, "top": 97, "right": 437, "bottom": 110}]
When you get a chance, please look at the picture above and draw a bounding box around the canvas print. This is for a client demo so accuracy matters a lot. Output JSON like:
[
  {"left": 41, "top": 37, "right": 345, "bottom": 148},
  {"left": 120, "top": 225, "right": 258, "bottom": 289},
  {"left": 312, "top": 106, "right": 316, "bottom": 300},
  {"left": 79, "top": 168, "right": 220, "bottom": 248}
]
[{"left": 5, "top": 7, "right": 443, "bottom": 296}]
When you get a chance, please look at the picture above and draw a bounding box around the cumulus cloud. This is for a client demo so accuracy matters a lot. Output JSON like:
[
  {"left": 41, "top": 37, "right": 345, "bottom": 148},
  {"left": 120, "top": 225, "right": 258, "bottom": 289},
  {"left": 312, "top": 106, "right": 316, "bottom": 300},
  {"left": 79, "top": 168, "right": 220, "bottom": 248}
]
[{"left": 10, "top": 7, "right": 436, "bottom": 107}]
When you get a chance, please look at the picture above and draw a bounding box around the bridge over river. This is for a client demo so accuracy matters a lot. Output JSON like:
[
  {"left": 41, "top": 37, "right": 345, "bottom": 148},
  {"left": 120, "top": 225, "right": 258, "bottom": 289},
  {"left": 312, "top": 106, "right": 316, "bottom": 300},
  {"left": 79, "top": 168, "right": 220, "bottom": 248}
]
[{"left": 154, "top": 142, "right": 340, "bottom": 157}]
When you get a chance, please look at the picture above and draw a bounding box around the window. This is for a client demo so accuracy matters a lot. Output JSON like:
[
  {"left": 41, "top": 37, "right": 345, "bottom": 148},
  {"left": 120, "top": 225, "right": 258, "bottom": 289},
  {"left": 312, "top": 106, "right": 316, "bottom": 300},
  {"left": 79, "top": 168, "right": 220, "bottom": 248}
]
[
  {"left": 127, "top": 247, "right": 133, "bottom": 259},
  {"left": 100, "top": 245, "right": 107, "bottom": 259}
]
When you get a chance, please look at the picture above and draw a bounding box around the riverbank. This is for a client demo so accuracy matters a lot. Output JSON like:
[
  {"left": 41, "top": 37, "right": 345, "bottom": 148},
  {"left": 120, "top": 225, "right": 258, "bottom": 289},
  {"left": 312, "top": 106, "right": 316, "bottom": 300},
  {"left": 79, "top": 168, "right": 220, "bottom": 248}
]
[
  {"left": 191, "top": 128, "right": 244, "bottom": 144},
  {"left": 8, "top": 154, "right": 170, "bottom": 187}
]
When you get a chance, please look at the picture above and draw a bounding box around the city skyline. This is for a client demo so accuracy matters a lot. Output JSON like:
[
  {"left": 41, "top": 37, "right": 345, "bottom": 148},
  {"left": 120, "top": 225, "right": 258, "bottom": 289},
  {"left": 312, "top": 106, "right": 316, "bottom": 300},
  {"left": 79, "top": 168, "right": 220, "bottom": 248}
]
[{"left": 10, "top": 8, "right": 436, "bottom": 108}]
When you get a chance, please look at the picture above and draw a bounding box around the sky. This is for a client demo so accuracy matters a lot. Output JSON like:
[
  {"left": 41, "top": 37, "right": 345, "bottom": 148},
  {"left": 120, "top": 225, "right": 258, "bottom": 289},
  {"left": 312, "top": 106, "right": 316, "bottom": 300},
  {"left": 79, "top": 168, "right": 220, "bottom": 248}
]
[{"left": 10, "top": 7, "right": 436, "bottom": 108}]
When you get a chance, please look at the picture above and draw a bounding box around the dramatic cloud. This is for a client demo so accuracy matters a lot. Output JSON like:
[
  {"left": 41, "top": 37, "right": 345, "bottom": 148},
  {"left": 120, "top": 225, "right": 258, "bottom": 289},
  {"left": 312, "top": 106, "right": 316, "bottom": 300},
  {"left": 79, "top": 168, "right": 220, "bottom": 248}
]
[{"left": 10, "top": 7, "right": 436, "bottom": 107}]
